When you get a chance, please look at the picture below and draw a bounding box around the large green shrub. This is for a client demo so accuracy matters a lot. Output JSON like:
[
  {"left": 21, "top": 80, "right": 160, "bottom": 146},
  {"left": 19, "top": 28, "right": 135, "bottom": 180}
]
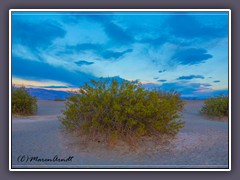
[
  {"left": 59, "top": 79, "right": 184, "bottom": 142},
  {"left": 12, "top": 86, "right": 38, "bottom": 115},
  {"left": 200, "top": 95, "right": 228, "bottom": 117}
]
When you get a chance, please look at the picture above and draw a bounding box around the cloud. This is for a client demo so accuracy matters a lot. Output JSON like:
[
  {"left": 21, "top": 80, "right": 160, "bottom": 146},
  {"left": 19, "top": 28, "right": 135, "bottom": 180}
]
[
  {"left": 160, "top": 82, "right": 212, "bottom": 95},
  {"left": 177, "top": 75, "right": 204, "bottom": 80},
  {"left": 202, "top": 84, "right": 212, "bottom": 87},
  {"left": 63, "top": 43, "right": 132, "bottom": 60},
  {"left": 12, "top": 18, "right": 66, "bottom": 50},
  {"left": 71, "top": 14, "right": 133, "bottom": 46},
  {"left": 158, "top": 79, "right": 167, "bottom": 82},
  {"left": 171, "top": 48, "right": 213, "bottom": 65},
  {"left": 66, "top": 13, "right": 110, "bottom": 24},
  {"left": 95, "top": 16, "right": 133, "bottom": 45},
  {"left": 56, "top": 43, "right": 100, "bottom": 56},
  {"left": 158, "top": 69, "right": 166, "bottom": 73},
  {"left": 142, "top": 81, "right": 226, "bottom": 99},
  {"left": 142, "top": 81, "right": 212, "bottom": 94},
  {"left": 167, "top": 14, "right": 228, "bottom": 40},
  {"left": 12, "top": 56, "right": 96, "bottom": 87},
  {"left": 12, "top": 56, "right": 129, "bottom": 88},
  {"left": 70, "top": 43, "right": 100, "bottom": 52},
  {"left": 103, "top": 20, "right": 133, "bottom": 46},
  {"left": 101, "top": 49, "right": 132, "bottom": 59},
  {"left": 75, "top": 60, "right": 94, "bottom": 66},
  {"left": 136, "top": 13, "right": 228, "bottom": 49},
  {"left": 213, "top": 80, "right": 221, "bottom": 83},
  {"left": 139, "top": 36, "right": 167, "bottom": 47}
]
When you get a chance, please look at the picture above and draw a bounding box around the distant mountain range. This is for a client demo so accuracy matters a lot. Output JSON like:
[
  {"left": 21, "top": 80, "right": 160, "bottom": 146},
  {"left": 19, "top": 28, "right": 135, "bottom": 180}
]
[
  {"left": 24, "top": 85, "right": 228, "bottom": 101},
  {"left": 26, "top": 88, "right": 70, "bottom": 100}
]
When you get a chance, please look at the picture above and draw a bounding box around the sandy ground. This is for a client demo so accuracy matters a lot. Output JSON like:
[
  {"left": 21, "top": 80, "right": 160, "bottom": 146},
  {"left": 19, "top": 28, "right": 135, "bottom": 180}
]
[{"left": 11, "top": 100, "right": 229, "bottom": 169}]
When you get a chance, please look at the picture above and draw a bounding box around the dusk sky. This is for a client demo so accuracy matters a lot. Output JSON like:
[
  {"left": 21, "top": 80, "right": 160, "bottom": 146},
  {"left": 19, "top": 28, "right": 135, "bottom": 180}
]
[{"left": 11, "top": 11, "right": 229, "bottom": 98}]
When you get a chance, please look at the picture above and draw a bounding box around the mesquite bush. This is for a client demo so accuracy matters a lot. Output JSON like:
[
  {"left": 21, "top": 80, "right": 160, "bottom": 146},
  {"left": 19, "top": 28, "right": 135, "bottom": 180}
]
[
  {"left": 200, "top": 95, "right": 228, "bottom": 117},
  {"left": 12, "top": 86, "right": 38, "bottom": 115},
  {"left": 59, "top": 79, "right": 184, "bottom": 141}
]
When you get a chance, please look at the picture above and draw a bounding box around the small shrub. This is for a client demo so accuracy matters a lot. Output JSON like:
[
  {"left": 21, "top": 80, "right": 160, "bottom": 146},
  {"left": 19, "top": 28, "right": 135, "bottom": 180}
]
[
  {"left": 54, "top": 98, "right": 65, "bottom": 101},
  {"left": 59, "top": 79, "right": 184, "bottom": 143},
  {"left": 200, "top": 95, "right": 228, "bottom": 117},
  {"left": 12, "top": 86, "right": 38, "bottom": 115}
]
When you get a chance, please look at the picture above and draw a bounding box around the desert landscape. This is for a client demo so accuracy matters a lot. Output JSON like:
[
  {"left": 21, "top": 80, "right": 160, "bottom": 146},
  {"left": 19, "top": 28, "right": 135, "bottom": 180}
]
[
  {"left": 10, "top": 10, "right": 229, "bottom": 170},
  {"left": 12, "top": 100, "right": 228, "bottom": 169}
]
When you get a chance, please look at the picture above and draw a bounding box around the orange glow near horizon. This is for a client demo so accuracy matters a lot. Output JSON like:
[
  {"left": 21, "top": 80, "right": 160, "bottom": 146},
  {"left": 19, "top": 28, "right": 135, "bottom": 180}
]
[
  {"left": 12, "top": 77, "right": 79, "bottom": 92},
  {"left": 141, "top": 81, "right": 161, "bottom": 85}
]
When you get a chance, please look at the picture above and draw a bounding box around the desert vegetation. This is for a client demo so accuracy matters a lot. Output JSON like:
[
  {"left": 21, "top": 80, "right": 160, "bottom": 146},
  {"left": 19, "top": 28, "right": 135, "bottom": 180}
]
[
  {"left": 54, "top": 98, "right": 65, "bottom": 101},
  {"left": 12, "top": 86, "right": 38, "bottom": 115},
  {"left": 59, "top": 79, "right": 185, "bottom": 144},
  {"left": 200, "top": 95, "right": 228, "bottom": 117}
]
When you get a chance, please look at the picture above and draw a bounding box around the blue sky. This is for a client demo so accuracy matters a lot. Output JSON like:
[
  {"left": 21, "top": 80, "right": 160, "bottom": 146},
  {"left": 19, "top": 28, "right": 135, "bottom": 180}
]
[{"left": 11, "top": 11, "right": 229, "bottom": 98}]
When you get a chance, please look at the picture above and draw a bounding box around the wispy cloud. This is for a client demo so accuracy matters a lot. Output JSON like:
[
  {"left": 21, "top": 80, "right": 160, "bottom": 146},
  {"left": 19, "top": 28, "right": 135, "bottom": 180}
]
[
  {"left": 171, "top": 48, "right": 213, "bottom": 65},
  {"left": 101, "top": 49, "right": 133, "bottom": 59},
  {"left": 167, "top": 13, "right": 228, "bottom": 40},
  {"left": 12, "top": 56, "right": 96, "bottom": 87},
  {"left": 158, "top": 79, "right": 167, "bottom": 82},
  {"left": 177, "top": 75, "right": 204, "bottom": 80},
  {"left": 66, "top": 14, "right": 134, "bottom": 46},
  {"left": 12, "top": 18, "right": 66, "bottom": 50},
  {"left": 75, "top": 60, "right": 94, "bottom": 66},
  {"left": 160, "top": 82, "right": 212, "bottom": 96},
  {"left": 62, "top": 43, "right": 133, "bottom": 60},
  {"left": 158, "top": 69, "right": 166, "bottom": 73},
  {"left": 103, "top": 20, "right": 134, "bottom": 46},
  {"left": 139, "top": 36, "right": 168, "bottom": 47}
]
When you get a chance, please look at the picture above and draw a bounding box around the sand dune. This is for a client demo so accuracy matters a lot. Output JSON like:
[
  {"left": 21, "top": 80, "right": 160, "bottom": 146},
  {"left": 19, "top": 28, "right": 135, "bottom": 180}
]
[{"left": 11, "top": 100, "right": 229, "bottom": 169}]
